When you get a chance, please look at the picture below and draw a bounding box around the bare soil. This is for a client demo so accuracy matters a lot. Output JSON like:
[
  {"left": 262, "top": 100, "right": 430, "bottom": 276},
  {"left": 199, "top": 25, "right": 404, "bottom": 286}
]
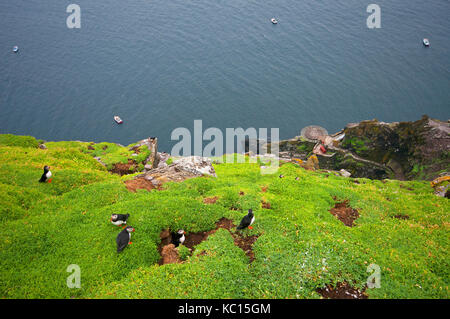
[
  {"left": 159, "top": 244, "right": 181, "bottom": 265},
  {"left": 394, "top": 214, "right": 410, "bottom": 220},
  {"left": 157, "top": 217, "right": 259, "bottom": 265},
  {"left": 330, "top": 197, "right": 360, "bottom": 227},
  {"left": 203, "top": 196, "right": 218, "bottom": 204},
  {"left": 261, "top": 200, "right": 271, "bottom": 209},
  {"left": 111, "top": 160, "right": 135, "bottom": 176},
  {"left": 317, "top": 282, "right": 368, "bottom": 299},
  {"left": 124, "top": 177, "right": 159, "bottom": 192}
]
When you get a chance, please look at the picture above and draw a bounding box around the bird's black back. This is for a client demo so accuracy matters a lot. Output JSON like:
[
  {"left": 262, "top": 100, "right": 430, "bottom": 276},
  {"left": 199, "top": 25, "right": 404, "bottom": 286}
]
[
  {"left": 39, "top": 173, "right": 47, "bottom": 183},
  {"left": 116, "top": 214, "right": 130, "bottom": 221},
  {"left": 171, "top": 232, "right": 182, "bottom": 247},
  {"left": 237, "top": 215, "right": 252, "bottom": 230},
  {"left": 116, "top": 228, "right": 130, "bottom": 252}
]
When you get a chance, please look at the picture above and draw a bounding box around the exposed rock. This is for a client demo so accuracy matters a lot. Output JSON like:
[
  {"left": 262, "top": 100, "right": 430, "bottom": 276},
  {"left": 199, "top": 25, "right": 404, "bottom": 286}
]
[
  {"left": 133, "top": 156, "right": 216, "bottom": 189},
  {"left": 173, "top": 156, "right": 217, "bottom": 177},
  {"left": 38, "top": 144, "right": 47, "bottom": 150},
  {"left": 339, "top": 169, "right": 351, "bottom": 178},
  {"left": 340, "top": 116, "right": 449, "bottom": 180},
  {"left": 156, "top": 152, "right": 171, "bottom": 169},
  {"left": 431, "top": 175, "right": 450, "bottom": 198},
  {"left": 131, "top": 137, "right": 158, "bottom": 169},
  {"left": 276, "top": 116, "right": 449, "bottom": 181}
]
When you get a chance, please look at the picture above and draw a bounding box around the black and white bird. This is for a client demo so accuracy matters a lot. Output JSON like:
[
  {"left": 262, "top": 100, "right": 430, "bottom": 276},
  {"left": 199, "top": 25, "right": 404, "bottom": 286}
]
[
  {"left": 116, "top": 226, "right": 134, "bottom": 253},
  {"left": 111, "top": 214, "right": 130, "bottom": 226},
  {"left": 171, "top": 229, "right": 186, "bottom": 247},
  {"left": 39, "top": 166, "right": 52, "bottom": 183},
  {"left": 237, "top": 209, "right": 255, "bottom": 230},
  {"left": 279, "top": 174, "right": 284, "bottom": 178}
]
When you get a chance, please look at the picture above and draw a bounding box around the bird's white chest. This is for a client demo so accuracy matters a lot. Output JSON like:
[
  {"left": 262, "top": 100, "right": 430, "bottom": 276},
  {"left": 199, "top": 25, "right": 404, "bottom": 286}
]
[
  {"left": 128, "top": 233, "right": 131, "bottom": 242},
  {"left": 250, "top": 216, "right": 255, "bottom": 226},
  {"left": 112, "top": 220, "right": 125, "bottom": 226},
  {"left": 46, "top": 171, "right": 52, "bottom": 179},
  {"left": 179, "top": 234, "right": 185, "bottom": 244}
]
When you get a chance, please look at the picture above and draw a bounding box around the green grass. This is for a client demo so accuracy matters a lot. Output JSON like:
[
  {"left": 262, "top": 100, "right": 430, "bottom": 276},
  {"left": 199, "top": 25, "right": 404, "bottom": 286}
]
[{"left": 0, "top": 134, "right": 448, "bottom": 299}]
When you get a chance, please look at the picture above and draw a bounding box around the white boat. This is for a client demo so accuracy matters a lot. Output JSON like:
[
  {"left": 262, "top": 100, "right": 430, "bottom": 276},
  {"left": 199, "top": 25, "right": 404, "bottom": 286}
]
[
  {"left": 12, "top": 46, "right": 19, "bottom": 53},
  {"left": 423, "top": 38, "right": 430, "bottom": 47},
  {"left": 114, "top": 116, "right": 123, "bottom": 124},
  {"left": 271, "top": 18, "right": 278, "bottom": 24}
]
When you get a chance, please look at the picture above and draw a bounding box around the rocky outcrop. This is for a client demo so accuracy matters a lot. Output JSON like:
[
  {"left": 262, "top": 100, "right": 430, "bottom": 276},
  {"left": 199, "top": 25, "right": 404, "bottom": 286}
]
[
  {"left": 130, "top": 137, "right": 158, "bottom": 169},
  {"left": 132, "top": 156, "right": 217, "bottom": 189},
  {"left": 340, "top": 116, "right": 449, "bottom": 180},
  {"left": 276, "top": 116, "right": 449, "bottom": 181}
]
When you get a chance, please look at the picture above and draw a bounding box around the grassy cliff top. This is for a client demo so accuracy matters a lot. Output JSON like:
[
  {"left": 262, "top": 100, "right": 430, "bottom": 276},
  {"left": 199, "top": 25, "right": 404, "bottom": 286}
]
[{"left": 0, "top": 134, "right": 448, "bottom": 299}]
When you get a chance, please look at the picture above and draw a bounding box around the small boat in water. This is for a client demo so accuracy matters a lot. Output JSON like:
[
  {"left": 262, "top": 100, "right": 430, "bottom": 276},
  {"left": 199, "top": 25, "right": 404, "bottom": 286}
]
[
  {"left": 114, "top": 116, "right": 123, "bottom": 124},
  {"left": 12, "top": 46, "right": 19, "bottom": 53},
  {"left": 423, "top": 38, "right": 430, "bottom": 47},
  {"left": 271, "top": 18, "right": 278, "bottom": 24}
]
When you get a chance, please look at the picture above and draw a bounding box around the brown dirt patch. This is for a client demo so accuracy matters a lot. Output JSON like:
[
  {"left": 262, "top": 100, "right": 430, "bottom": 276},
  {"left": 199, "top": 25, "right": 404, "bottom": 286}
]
[
  {"left": 124, "top": 177, "right": 159, "bottom": 192},
  {"left": 261, "top": 200, "right": 271, "bottom": 209},
  {"left": 330, "top": 197, "right": 360, "bottom": 227},
  {"left": 215, "top": 217, "right": 235, "bottom": 230},
  {"left": 239, "top": 191, "right": 245, "bottom": 196},
  {"left": 261, "top": 186, "right": 268, "bottom": 193},
  {"left": 394, "top": 214, "right": 410, "bottom": 220},
  {"left": 159, "top": 244, "right": 181, "bottom": 265},
  {"left": 203, "top": 196, "right": 218, "bottom": 204},
  {"left": 232, "top": 234, "right": 259, "bottom": 262},
  {"left": 157, "top": 217, "right": 259, "bottom": 264},
  {"left": 317, "top": 282, "right": 368, "bottom": 299},
  {"left": 111, "top": 159, "right": 135, "bottom": 176},
  {"left": 87, "top": 145, "right": 95, "bottom": 150}
]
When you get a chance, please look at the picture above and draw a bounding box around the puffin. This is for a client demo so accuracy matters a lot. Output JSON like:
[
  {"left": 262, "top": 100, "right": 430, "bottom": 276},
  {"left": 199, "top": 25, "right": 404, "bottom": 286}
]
[
  {"left": 39, "top": 166, "right": 52, "bottom": 183},
  {"left": 171, "top": 229, "right": 186, "bottom": 247},
  {"left": 279, "top": 174, "right": 284, "bottom": 178},
  {"left": 295, "top": 177, "right": 300, "bottom": 181},
  {"left": 111, "top": 214, "right": 130, "bottom": 226},
  {"left": 116, "top": 226, "right": 135, "bottom": 253},
  {"left": 237, "top": 209, "right": 255, "bottom": 230}
]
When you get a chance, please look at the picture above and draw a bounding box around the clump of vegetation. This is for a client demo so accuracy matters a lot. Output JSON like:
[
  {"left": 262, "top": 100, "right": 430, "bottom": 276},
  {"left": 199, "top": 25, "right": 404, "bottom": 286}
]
[
  {"left": 0, "top": 134, "right": 448, "bottom": 299},
  {"left": 177, "top": 245, "right": 191, "bottom": 261},
  {"left": 342, "top": 137, "right": 370, "bottom": 155},
  {"left": 81, "top": 142, "right": 151, "bottom": 172}
]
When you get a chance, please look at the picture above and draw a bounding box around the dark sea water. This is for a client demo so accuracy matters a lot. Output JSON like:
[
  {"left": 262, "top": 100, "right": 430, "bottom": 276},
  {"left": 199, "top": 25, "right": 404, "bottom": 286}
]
[{"left": 1, "top": 1, "right": 449, "bottom": 151}]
